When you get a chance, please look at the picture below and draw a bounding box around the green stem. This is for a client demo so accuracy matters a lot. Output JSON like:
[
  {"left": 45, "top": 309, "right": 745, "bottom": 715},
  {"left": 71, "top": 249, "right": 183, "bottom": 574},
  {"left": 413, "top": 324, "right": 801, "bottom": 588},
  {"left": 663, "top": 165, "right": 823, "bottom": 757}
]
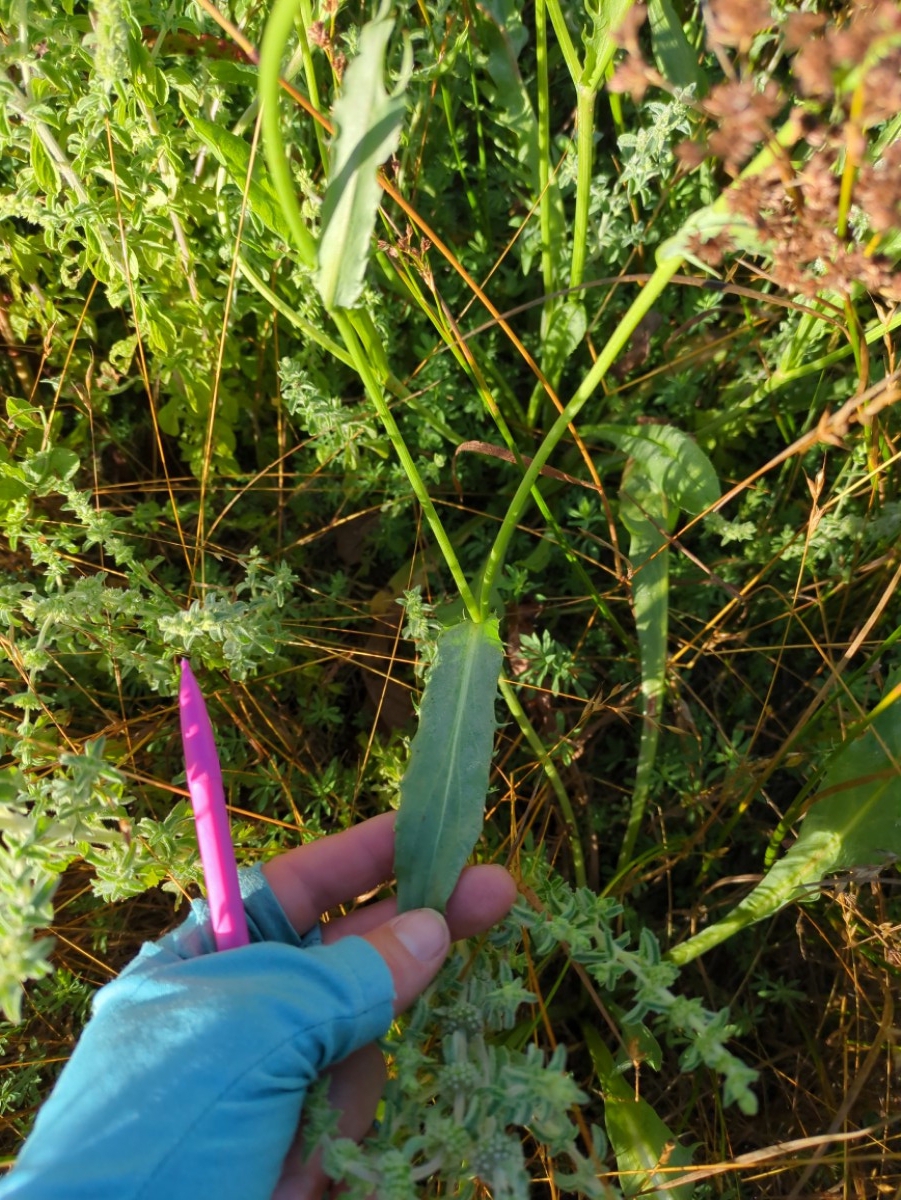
[
  {"left": 480, "top": 255, "right": 683, "bottom": 618},
  {"left": 570, "top": 84, "right": 596, "bottom": 291},
  {"left": 535, "top": 0, "right": 555, "bottom": 305},
  {"left": 236, "top": 257, "right": 354, "bottom": 367},
  {"left": 545, "top": 0, "right": 583, "bottom": 84},
  {"left": 259, "top": 0, "right": 316, "bottom": 269},
  {"left": 499, "top": 678, "right": 587, "bottom": 888},
  {"left": 296, "top": 0, "right": 329, "bottom": 170},
  {"left": 332, "top": 309, "right": 479, "bottom": 620}
]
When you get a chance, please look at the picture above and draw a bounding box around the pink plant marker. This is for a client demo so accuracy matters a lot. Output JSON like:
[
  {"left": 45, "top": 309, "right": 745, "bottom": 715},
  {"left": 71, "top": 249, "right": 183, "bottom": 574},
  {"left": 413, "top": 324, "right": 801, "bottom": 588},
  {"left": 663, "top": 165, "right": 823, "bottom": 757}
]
[{"left": 179, "top": 659, "right": 249, "bottom": 951}]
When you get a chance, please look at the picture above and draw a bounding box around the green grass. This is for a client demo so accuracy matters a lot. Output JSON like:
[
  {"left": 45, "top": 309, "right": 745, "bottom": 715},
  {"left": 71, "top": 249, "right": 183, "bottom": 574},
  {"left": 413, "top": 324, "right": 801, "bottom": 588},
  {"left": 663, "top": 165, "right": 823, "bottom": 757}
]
[{"left": 1, "top": 0, "right": 901, "bottom": 1193}]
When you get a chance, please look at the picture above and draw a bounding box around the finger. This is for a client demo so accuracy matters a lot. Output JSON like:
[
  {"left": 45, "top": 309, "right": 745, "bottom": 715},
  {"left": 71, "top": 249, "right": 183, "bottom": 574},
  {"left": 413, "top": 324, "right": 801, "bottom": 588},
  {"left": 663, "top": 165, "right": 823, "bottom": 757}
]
[
  {"left": 272, "top": 1043, "right": 385, "bottom": 1200},
  {"left": 261, "top": 813, "right": 396, "bottom": 934},
  {"left": 321, "top": 863, "right": 517, "bottom": 945},
  {"left": 363, "top": 908, "right": 451, "bottom": 1014}
]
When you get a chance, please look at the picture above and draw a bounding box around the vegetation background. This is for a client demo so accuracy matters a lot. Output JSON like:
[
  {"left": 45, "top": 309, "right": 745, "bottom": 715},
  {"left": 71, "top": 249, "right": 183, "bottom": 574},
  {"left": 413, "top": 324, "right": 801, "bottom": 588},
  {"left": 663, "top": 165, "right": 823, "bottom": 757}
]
[{"left": 1, "top": 0, "right": 901, "bottom": 1195}]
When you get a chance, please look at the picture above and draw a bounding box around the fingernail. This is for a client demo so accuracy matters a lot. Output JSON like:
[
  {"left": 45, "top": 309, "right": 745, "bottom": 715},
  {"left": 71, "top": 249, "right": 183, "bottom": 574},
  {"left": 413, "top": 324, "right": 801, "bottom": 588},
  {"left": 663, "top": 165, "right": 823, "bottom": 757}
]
[{"left": 391, "top": 909, "right": 448, "bottom": 962}]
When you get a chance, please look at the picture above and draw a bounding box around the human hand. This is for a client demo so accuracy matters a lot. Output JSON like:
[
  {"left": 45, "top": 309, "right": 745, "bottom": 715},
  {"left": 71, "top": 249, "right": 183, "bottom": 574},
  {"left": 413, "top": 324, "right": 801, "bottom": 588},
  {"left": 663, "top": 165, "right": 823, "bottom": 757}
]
[
  {"left": 0, "top": 814, "right": 516, "bottom": 1200},
  {"left": 262, "top": 813, "right": 517, "bottom": 1199}
]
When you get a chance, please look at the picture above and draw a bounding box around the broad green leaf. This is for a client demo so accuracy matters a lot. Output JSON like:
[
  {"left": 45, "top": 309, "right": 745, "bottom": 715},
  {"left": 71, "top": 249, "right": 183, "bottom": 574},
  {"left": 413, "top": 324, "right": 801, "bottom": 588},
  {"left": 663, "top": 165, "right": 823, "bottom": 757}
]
[
  {"left": 187, "top": 115, "right": 293, "bottom": 245},
  {"left": 317, "top": 1, "right": 410, "bottom": 310},
  {"left": 648, "top": 0, "right": 706, "bottom": 95},
  {"left": 586, "top": 423, "right": 720, "bottom": 514},
  {"left": 395, "top": 619, "right": 504, "bottom": 913},
  {"left": 584, "top": 1023, "right": 694, "bottom": 1199},
  {"left": 670, "top": 674, "right": 901, "bottom": 964}
]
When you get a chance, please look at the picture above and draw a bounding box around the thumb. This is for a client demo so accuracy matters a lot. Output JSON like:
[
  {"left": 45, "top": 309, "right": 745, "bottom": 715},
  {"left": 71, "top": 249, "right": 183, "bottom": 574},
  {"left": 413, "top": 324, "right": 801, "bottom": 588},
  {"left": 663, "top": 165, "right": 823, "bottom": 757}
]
[{"left": 362, "top": 908, "right": 450, "bottom": 1014}]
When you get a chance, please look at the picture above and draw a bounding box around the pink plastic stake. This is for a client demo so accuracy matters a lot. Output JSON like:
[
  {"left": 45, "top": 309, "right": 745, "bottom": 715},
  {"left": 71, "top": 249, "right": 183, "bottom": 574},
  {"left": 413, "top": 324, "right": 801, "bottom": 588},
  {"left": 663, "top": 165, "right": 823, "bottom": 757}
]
[{"left": 179, "top": 659, "right": 249, "bottom": 951}]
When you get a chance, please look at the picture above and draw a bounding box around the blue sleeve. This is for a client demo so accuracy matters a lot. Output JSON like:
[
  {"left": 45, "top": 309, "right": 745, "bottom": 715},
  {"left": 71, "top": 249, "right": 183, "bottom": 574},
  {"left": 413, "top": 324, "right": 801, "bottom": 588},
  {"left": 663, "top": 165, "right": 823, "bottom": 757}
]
[{"left": 0, "top": 867, "right": 395, "bottom": 1200}]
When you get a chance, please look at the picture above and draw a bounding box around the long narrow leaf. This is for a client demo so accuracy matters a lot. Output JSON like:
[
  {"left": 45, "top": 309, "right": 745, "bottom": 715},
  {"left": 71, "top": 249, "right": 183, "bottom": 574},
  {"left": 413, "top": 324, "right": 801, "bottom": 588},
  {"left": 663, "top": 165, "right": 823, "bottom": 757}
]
[
  {"left": 187, "top": 115, "right": 293, "bottom": 245},
  {"left": 395, "top": 620, "right": 503, "bottom": 912},
  {"left": 648, "top": 0, "right": 706, "bottom": 95},
  {"left": 617, "top": 465, "right": 674, "bottom": 869}
]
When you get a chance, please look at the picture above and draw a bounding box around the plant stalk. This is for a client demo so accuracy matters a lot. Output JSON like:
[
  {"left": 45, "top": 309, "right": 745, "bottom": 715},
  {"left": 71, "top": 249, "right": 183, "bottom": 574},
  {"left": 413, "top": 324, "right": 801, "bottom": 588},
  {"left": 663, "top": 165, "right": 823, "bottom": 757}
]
[
  {"left": 480, "top": 255, "right": 683, "bottom": 616},
  {"left": 499, "top": 678, "right": 587, "bottom": 888}
]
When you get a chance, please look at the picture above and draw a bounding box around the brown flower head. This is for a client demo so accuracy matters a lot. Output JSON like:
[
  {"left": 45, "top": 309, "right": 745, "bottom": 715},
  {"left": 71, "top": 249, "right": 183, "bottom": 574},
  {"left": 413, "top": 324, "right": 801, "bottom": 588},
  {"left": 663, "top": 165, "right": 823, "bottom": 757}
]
[
  {"left": 675, "top": 139, "right": 709, "bottom": 170},
  {"left": 792, "top": 37, "right": 834, "bottom": 99},
  {"left": 608, "top": 56, "right": 652, "bottom": 102},
  {"left": 704, "top": 79, "right": 782, "bottom": 170},
  {"left": 856, "top": 142, "right": 901, "bottom": 234},
  {"left": 612, "top": 4, "right": 648, "bottom": 55},
  {"left": 783, "top": 12, "right": 827, "bottom": 51},
  {"left": 861, "top": 51, "right": 901, "bottom": 124},
  {"left": 686, "top": 228, "right": 735, "bottom": 267},
  {"left": 705, "top": 0, "right": 773, "bottom": 48}
]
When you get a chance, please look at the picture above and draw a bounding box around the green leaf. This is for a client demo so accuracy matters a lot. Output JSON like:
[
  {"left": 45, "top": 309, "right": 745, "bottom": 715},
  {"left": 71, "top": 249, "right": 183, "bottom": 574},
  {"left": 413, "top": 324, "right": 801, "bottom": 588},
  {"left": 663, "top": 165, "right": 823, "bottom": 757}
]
[
  {"left": 587, "top": 423, "right": 720, "bottom": 514},
  {"left": 647, "top": 0, "right": 706, "bottom": 95},
  {"left": 582, "top": 0, "right": 637, "bottom": 88},
  {"left": 187, "top": 115, "right": 293, "bottom": 245},
  {"left": 617, "top": 465, "right": 673, "bottom": 869},
  {"left": 30, "top": 130, "right": 60, "bottom": 196},
  {"left": 669, "top": 673, "right": 901, "bottom": 964},
  {"left": 584, "top": 1023, "right": 694, "bottom": 1199},
  {"left": 542, "top": 300, "right": 586, "bottom": 381},
  {"left": 395, "top": 619, "right": 504, "bottom": 912},
  {"left": 317, "top": 1, "right": 410, "bottom": 310}
]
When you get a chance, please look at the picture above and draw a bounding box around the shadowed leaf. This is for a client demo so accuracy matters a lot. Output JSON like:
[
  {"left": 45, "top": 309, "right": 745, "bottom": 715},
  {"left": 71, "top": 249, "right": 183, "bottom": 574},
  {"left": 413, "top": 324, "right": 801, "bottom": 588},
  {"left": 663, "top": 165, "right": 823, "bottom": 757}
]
[
  {"left": 584, "top": 1023, "right": 694, "bottom": 1199},
  {"left": 670, "top": 673, "right": 901, "bottom": 964},
  {"left": 395, "top": 619, "right": 503, "bottom": 912}
]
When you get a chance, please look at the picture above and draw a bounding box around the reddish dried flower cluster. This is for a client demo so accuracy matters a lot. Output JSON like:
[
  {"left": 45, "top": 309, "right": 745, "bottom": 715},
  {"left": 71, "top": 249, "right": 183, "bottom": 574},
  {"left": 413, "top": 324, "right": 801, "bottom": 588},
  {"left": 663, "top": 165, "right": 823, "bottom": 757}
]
[
  {"left": 683, "top": 2, "right": 901, "bottom": 300},
  {"left": 608, "top": 0, "right": 901, "bottom": 300},
  {"left": 701, "top": 153, "right": 901, "bottom": 301},
  {"left": 704, "top": 79, "right": 783, "bottom": 170},
  {"left": 857, "top": 142, "right": 901, "bottom": 234},
  {"left": 790, "top": 1, "right": 901, "bottom": 121},
  {"left": 705, "top": 0, "right": 773, "bottom": 48}
]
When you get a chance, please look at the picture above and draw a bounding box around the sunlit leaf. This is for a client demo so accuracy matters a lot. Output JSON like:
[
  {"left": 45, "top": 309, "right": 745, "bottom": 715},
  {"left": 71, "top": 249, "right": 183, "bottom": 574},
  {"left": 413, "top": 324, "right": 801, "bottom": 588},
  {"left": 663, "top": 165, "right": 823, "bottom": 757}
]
[
  {"left": 187, "top": 114, "right": 292, "bottom": 244},
  {"left": 588, "top": 423, "right": 720, "bottom": 514},
  {"left": 317, "top": 0, "right": 410, "bottom": 310},
  {"left": 648, "top": 0, "right": 706, "bottom": 95},
  {"left": 395, "top": 619, "right": 503, "bottom": 912}
]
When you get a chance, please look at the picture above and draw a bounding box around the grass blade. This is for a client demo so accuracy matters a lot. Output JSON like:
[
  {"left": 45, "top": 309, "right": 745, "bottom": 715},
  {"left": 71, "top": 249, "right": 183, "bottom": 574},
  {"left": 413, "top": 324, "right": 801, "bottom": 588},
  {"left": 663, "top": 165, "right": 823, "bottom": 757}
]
[{"left": 395, "top": 619, "right": 504, "bottom": 912}]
